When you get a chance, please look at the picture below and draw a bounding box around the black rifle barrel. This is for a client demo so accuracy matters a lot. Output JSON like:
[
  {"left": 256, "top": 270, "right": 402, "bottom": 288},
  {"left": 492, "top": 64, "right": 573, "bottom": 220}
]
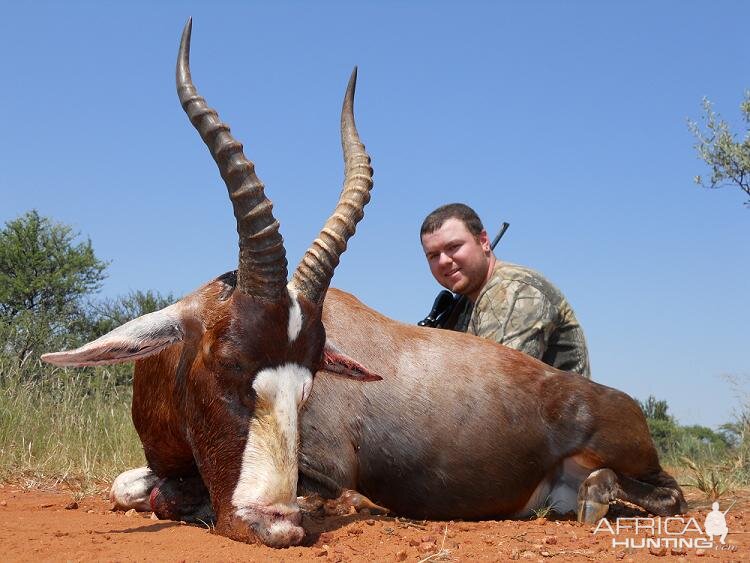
[{"left": 490, "top": 222, "right": 510, "bottom": 251}]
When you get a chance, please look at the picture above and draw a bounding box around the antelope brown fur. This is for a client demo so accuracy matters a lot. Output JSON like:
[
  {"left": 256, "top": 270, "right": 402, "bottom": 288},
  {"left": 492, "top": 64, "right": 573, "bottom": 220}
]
[{"left": 305, "top": 289, "right": 686, "bottom": 522}]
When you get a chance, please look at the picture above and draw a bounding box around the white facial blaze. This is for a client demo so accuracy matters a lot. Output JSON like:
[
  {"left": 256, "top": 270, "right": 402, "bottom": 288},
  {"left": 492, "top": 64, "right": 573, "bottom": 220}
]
[
  {"left": 287, "top": 290, "right": 303, "bottom": 343},
  {"left": 232, "top": 363, "right": 313, "bottom": 512}
]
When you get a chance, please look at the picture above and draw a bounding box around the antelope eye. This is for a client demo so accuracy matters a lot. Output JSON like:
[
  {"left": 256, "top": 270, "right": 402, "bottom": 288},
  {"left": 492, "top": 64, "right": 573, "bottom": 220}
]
[
  {"left": 218, "top": 353, "right": 259, "bottom": 375},
  {"left": 208, "top": 336, "right": 246, "bottom": 371},
  {"left": 221, "top": 360, "right": 243, "bottom": 373}
]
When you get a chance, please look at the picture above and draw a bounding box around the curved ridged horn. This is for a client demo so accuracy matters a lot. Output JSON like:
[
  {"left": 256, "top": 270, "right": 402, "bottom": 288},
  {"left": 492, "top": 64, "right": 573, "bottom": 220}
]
[
  {"left": 176, "top": 18, "right": 287, "bottom": 299},
  {"left": 290, "top": 68, "right": 373, "bottom": 304}
]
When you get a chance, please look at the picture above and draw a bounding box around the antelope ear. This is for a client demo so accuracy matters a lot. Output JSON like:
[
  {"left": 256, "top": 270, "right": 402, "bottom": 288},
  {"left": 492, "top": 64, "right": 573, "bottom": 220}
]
[
  {"left": 41, "top": 304, "right": 185, "bottom": 367},
  {"left": 320, "top": 339, "right": 382, "bottom": 382}
]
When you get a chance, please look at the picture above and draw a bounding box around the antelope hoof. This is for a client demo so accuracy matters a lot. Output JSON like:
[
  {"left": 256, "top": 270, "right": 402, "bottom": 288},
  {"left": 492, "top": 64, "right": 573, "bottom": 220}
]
[
  {"left": 577, "top": 499, "right": 609, "bottom": 524},
  {"left": 322, "top": 489, "right": 389, "bottom": 515},
  {"left": 338, "top": 489, "right": 390, "bottom": 515}
]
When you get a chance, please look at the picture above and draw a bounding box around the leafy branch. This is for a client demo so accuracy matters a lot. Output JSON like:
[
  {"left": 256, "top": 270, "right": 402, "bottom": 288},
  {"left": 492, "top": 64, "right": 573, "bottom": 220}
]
[{"left": 688, "top": 91, "right": 750, "bottom": 207}]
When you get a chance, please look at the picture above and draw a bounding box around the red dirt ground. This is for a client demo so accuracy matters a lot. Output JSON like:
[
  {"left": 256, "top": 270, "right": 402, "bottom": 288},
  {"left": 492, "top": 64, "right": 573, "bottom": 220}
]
[{"left": 0, "top": 484, "right": 746, "bottom": 562}]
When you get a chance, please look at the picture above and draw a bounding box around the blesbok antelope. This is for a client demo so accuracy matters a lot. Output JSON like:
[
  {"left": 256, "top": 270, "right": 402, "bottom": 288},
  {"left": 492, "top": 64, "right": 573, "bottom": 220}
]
[
  {"left": 105, "top": 289, "right": 689, "bottom": 543},
  {"left": 42, "top": 19, "right": 379, "bottom": 547},
  {"left": 44, "top": 21, "right": 687, "bottom": 549}
]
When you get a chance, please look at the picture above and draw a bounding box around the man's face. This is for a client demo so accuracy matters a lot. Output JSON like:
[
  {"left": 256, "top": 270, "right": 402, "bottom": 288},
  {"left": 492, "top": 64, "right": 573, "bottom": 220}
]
[{"left": 421, "top": 217, "right": 492, "bottom": 301}]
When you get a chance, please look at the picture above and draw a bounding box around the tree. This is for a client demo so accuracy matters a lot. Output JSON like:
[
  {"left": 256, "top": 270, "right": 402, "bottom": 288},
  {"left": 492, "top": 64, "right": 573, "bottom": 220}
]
[
  {"left": 0, "top": 211, "right": 108, "bottom": 363},
  {"left": 0, "top": 211, "right": 107, "bottom": 319},
  {"left": 638, "top": 395, "right": 731, "bottom": 461},
  {"left": 638, "top": 395, "right": 670, "bottom": 420},
  {"left": 688, "top": 91, "right": 750, "bottom": 207}
]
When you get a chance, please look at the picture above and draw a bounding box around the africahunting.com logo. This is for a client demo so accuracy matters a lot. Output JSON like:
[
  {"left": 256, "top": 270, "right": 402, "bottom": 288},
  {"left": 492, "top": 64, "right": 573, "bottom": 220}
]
[{"left": 593, "top": 501, "right": 736, "bottom": 552}]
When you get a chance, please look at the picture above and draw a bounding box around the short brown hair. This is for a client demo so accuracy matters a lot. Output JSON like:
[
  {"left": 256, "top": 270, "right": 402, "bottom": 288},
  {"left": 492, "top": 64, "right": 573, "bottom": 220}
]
[{"left": 420, "top": 203, "right": 484, "bottom": 238}]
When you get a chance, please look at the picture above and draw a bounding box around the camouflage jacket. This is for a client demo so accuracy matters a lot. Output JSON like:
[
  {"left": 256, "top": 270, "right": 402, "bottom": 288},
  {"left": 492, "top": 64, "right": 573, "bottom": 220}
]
[{"left": 456, "top": 262, "right": 591, "bottom": 378}]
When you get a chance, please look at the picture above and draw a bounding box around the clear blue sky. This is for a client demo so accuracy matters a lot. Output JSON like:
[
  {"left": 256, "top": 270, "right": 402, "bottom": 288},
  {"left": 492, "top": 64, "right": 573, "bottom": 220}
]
[{"left": 2, "top": 1, "right": 747, "bottom": 429}]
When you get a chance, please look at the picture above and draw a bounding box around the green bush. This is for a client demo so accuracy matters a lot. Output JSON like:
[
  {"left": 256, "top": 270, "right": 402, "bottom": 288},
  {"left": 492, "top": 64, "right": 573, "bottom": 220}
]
[
  {"left": 639, "top": 394, "right": 749, "bottom": 497},
  {"left": 636, "top": 394, "right": 729, "bottom": 463},
  {"left": 0, "top": 211, "right": 175, "bottom": 486}
]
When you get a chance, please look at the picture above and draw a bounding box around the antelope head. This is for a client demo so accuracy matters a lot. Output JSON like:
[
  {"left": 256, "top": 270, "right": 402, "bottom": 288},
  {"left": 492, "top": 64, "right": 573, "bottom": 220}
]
[{"left": 42, "top": 19, "right": 376, "bottom": 547}]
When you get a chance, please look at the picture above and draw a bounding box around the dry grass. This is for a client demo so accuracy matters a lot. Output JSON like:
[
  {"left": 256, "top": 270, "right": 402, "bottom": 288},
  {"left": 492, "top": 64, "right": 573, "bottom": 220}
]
[
  {"left": 679, "top": 455, "right": 739, "bottom": 500},
  {"left": 417, "top": 523, "right": 453, "bottom": 563},
  {"left": 0, "top": 357, "right": 144, "bottom": 489}
]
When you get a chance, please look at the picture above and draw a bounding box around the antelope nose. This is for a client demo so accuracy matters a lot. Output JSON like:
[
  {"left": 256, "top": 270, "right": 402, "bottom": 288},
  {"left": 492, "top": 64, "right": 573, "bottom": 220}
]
[
  {"left": 258, "top": 511, "right": 304, "bottom": 547},
  {"left": 226, "top": 504, "right": 304, "bottom": 547}
]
